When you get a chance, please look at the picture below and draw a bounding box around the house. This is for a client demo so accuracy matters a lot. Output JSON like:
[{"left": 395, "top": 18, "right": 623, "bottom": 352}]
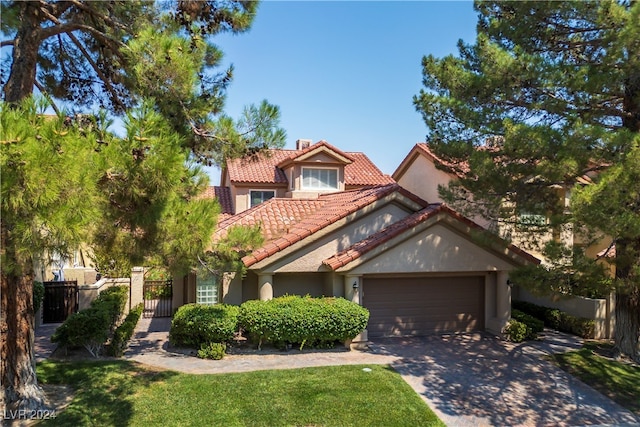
[
  {"left": 172, "top": 140, "right": 539, "bottom": 339},
  {"left": 393, "top": 143, "right": 616, "bottom": 338},
  {"left": 393, "top": 143, "right": 613, "bottom": 264}
]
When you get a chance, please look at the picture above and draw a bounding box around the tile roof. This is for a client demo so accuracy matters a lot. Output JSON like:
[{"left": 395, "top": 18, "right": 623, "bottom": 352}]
[
  {"left": 241, "top": 184, "right": 410, "bottom": 267},
  {"left": 393, "top": 143, "right": 470, "bottom": 181},
  {"left": 215, "top": 198, "right": 326, "bottom": 242},
  {"left": 277, "top": 140, "right": 355, "bottom": 167},
  {"left": 198, "top": 186, "right": 234, "bottom": 218},
  {"left": 323, "top": 203, "right": 540, "bottom": 270},
  {"left": 226, "top": 141, "right": 395, "bottom": 186}
]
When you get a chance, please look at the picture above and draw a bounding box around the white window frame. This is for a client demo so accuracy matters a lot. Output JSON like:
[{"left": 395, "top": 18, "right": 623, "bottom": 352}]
[
  {"left": 196, "top": 275, "right": 219, "bottom": 305},
  {"left": 301, "top": 167, "right": 339, "bottom": 190},
  {"left": 249, "top": 190, "right": 275, "bottom": 207}
]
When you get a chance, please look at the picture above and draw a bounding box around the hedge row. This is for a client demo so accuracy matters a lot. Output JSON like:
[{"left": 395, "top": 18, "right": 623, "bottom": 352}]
[
  {"left": 513, "top": 300, "right": 595, "bottom": 339},
  {"left": 169, "top": 296, "right": 369, "bottom": 352},
  {"left": 239, "top": 296, "right": 370, "bottom": 350},
  {"left": 52, "top": 285, "right": 129, "bottom": 357},
  {"left": 109, "top": 303, "right": 144, "bottom": 357},
  {"left": 170, "top": 303, "right": 240, "bottom": 348}
]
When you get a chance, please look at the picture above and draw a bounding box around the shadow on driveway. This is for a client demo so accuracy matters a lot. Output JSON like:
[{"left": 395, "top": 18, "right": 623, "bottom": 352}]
[{"left": 370, "top": 332, "right": 640, "bottom": 427}]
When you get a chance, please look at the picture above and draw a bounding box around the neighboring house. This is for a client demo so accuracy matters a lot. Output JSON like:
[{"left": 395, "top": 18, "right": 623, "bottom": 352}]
[
  {"left": 393, "top": 143, "right": 613, "bottom": 265},
  {"left": 172, "top": 140, "right": 539, "bottom": 339}
]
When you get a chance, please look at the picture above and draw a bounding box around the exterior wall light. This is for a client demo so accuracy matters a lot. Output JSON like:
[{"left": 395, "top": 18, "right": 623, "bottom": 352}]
[{"left": 352, "top": 281, "right": 359, "bottom": 290}]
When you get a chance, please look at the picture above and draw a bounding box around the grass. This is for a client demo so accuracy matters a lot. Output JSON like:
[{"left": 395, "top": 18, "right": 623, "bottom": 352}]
[
  {"left": 37, "top": 360, "right": 444, "bottom": 426},
  {"left": 550, "top": 341, "right": 640, "bottom": 415}
]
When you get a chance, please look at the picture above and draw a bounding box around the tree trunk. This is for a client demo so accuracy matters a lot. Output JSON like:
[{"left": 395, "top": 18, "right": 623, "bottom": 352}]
[
  {"left": 2, "top": 2, "right": 42, "bottom": 103},
  {"left": 613, "top": 238, "right": 640, "bottom": 363},
  {"left": 0, "top": 223, "right": 49, "bottom": 412}
]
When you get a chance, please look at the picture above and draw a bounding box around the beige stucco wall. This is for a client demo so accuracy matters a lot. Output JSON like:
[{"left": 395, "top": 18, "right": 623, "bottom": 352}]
[
  {"left": 347, "top": 223, "right": 518, "bottom": 275},
  {"left": 261, "top": 203, "right": 411, "bottom": 273},
  {"left": 395, "top": 153, "right": 452, "bottom": 205},
  {"left": 515, "top": 287, "right": 613, "bottom": 339},
  {"left": 272, "top": 273, "right": 324, "bottom": 297}
]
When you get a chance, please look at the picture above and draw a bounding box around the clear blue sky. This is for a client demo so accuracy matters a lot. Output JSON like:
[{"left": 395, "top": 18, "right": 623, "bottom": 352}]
[
  {"left": 1, "top": 2, "right": 478, "bottom": 183},
  {"left": 206, "top": 1, "right": 478, "bottom": 185}
]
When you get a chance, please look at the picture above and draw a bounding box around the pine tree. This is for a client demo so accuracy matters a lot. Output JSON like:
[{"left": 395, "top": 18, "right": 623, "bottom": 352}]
[{"left": 414, "top": 0, "right": 640, "bottom": 360}]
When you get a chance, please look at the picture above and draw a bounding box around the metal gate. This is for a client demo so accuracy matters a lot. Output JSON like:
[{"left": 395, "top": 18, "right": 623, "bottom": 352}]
[
  {"left": 42, "top": 280, "right": 78, "bottom": 323},
  {"left": 143, "top": 279, "right": 173, "bottom": 318}
]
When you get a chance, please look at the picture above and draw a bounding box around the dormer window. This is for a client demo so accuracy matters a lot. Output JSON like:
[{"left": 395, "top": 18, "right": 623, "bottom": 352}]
[
  {"left": 250, "top": 190, "right": 275, "bottom": 207},
  {"left": 302, "top": 167, "right": 338, "bottom": 190}
]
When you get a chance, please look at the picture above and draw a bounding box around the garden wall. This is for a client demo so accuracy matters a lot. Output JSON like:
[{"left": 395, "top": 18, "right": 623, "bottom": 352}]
[{"left": 514, "top": 287, "right": 614, "bottom": 339}]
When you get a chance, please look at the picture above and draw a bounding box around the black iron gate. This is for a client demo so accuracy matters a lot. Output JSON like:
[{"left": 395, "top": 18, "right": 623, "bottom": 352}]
[
  {"left": 143, "top": 279, "right": 173, "bottom": 318},
  {"left": 42, "top": 280, "right": 78, "bottom": 323}
]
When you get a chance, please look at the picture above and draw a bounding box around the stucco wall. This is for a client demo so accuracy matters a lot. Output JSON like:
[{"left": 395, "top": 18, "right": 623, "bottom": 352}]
[
  {"left": 515, "top": 287, "right": 612, "bottom": 339},
  {"left": 264, "top": 203, "right": 411, "bottom": 273},
  {"left": 347, "top": 223, "right": 517, "bottom": 275},
  {"left": 396, "top": 154, "right": 451, "bottom": 205},
  {"left": 273, "top": 273, "right": 324, "bottom": 297}
]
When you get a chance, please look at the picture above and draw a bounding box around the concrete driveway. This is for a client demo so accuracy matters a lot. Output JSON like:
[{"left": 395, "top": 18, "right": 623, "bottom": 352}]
[{"left": 369, "top": 331, "right": 640, "bottom": 427}]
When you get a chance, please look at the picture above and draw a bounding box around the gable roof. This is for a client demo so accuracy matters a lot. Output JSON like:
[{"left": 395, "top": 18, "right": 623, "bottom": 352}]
[
  {"left": 323, "top": 203, "right": 540, "bottom": 270},
  {"left": 393, "top": 143, "right": 470, "bottom": 181},
  {"left": 277, "top": 140, "right": 355, "bottom": 168},
  {"left": 225, "top": 141, "right": 394, "bottom": 186},
  {"left": 239, "top": 184, "right": 426, "bottom": 267}
]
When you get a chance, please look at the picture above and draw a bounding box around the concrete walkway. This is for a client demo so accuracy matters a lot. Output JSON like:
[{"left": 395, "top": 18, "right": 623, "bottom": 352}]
[
  {"left": 34, "top": 322, "right": 61, "bottom": 362},
  {"left": 124, "top": 317, "right": 399, "bottom": 373}
]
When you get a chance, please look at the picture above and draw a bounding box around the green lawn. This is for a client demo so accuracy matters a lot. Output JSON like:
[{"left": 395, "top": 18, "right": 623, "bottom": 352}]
[
  {"left": 37, "top": 360, "right": 443, "bottom": 426},
  {"left": 551, "top": 341, "right": 640, "bottom": 415}
]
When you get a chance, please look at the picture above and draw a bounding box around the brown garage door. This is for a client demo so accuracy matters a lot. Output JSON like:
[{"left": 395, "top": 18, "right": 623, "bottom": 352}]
[{"left": 363, "top": 276, "right": 485, "bottom": 338}]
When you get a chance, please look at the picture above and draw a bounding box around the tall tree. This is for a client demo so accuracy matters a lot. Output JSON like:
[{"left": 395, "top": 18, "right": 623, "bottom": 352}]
[
  {"left": 1, "top": 0, "right": 285, "bottom": 163},
  {"left": 1, "top": 0, "right": 286, "bottom": 413},
  {"left": 415, "top": 0, "right": 640, "bottom": 360}
]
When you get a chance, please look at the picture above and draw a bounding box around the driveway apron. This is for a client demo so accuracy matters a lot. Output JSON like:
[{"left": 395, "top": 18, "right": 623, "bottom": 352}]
[{"left": 369, "top": 331, "right": 640, "bottom": 427}]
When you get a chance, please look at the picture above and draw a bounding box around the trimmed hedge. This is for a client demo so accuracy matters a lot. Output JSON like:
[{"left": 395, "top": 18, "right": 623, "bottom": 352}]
[
  {"left": 52, "top": 285, "right": 129, "bottom": 357},
  {"left": 513, "top": 300, "right": 595, "bottom": 339},
  {"left": 511, "top": 309, "right": 544, "bottom": 337},
  {"left": 109, "top": 303, "right": 144, "bottom": 357},
  {"left": 170, "top": 303, "right": 240, "bottom": 348},
  {"left": 33, "top": 281, "right": 45, "bottom": 314},
  {"left": 198, "top": 342, "right": 226, "bottom": 360},
  {"left": 238, "top": 295, "right": 370, "bottom": 350}
]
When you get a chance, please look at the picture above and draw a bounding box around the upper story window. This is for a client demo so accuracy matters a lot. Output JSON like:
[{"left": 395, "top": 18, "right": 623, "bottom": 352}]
[
  {"left": 250, "top": 190, "right": 275, "bottom": 207},
  {"left": 302, "top": 167, "right": 338, "bottom": 190}
]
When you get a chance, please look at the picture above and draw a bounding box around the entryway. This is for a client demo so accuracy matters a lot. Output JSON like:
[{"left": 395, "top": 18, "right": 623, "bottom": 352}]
[{"left": 143, "top": 279, "right": 173, "bottom": 318}]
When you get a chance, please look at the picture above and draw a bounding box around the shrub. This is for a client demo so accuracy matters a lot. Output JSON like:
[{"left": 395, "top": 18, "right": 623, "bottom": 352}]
[
  {"left": 238, "top": 295, "right": 370, "bottom": 350},
  {"left": 197, "top": 342, "right": 226, "bottom": 360},
  {"left": 513, "top": 300, "right": 595, "bottom": 339},
  {"left": 109, "top": 303, "right": 144, "bottom": 357},
  {"left": 33, "top": 281, "right": 44, "bottom": 314},
  {"left": 52, "top": 285, "right": 129, "bottom": 357},
  {"left": 511, "top": 309, "right": 544, "bottom": 337},
  {"left": 170, "top": 304, "right": 240, "bottom": 348},
  {"left": 504, "top": 319, "right": 529, "bottom": 343}
]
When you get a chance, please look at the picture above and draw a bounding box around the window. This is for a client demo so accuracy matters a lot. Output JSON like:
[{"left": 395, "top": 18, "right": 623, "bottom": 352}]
[
  {"left": 250, "top": 190, "right": 275, "bottom": 207},
  {"left": 518, "top": 212, "right": 547, "bottom": 227},
  {"left": 196, "top": 275, "right": 219, "bottom": 305},
  {"left": 302, "top": 167, "right": 338, "bottom": 190}
]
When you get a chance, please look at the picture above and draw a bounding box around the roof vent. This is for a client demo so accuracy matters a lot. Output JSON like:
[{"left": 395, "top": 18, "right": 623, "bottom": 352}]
[{"left": 296, "top": 139, "right": 312, "bottom": 150}]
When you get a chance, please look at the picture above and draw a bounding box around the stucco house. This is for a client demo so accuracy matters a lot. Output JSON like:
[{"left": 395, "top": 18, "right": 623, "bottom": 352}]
[
  {"left": 393, "top": 143, "right": 614, "bottom": 265},
  {"left": 172, "top": 140, "right": 539, "bottom": 339}
]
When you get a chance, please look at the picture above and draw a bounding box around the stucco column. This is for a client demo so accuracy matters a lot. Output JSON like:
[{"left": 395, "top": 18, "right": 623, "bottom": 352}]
[
  {"left": 258, "top": 274, "right": 273, "bottom": 301},
  {"left": 496, "top": 271, "right": 511, "bottom": 327},
  {"left": 131, "top": 266, "right": 144, "bottom": 311},
  {"left": 344, "top": 275, "right": 361, "bottom": 304}
]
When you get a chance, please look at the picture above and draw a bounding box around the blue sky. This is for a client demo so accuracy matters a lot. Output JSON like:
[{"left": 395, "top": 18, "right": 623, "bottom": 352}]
[{"left": 206, "top": 1, "right": 478, "bottom": 184}]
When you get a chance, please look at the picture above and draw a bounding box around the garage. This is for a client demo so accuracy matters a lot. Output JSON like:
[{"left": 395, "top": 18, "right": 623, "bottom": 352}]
[{"left": 363, "top": 276, "right": 485, "bottom": 338}]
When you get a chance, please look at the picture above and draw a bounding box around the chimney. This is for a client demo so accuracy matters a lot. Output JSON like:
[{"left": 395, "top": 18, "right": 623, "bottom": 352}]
[{"left": 296, "top": 139, "right": 312, "bottom": 150}]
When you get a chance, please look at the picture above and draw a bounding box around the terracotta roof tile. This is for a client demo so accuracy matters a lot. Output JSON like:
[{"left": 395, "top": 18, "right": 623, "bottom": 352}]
[
  {"left": 242, "top": 184, "right": 403, "bottom": 266},
  {"left": 226, "top": 141, "right": 395, "bottom": 187},
  {"left": 198, "top": 186, "right": 234, "bottom": 216},
  {"left": 277, "top": 140, "right": 355, "bottom": 167}
]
